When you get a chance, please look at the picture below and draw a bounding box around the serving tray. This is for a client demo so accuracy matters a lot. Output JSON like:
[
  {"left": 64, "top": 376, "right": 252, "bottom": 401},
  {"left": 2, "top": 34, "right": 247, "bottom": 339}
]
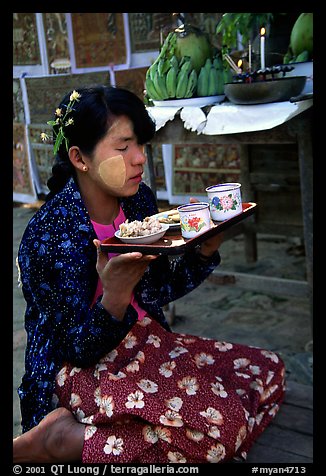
[{"left": 100, "top": 202, "right": 257, "bottom": 255}]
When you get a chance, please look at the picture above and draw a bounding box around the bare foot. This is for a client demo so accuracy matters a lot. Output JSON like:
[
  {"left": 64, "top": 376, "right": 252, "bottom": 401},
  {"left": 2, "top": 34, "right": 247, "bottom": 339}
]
[{"left": 13, "top": 407, "right": 85, "bottom": 463}]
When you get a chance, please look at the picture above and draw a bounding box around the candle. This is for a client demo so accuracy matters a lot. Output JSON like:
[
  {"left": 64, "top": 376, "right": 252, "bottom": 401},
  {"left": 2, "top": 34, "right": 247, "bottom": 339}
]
[
  {"left": 237, "top": 59, "right": 243, "bottom": 73},
  {"left": 248, "top": 41, "right": 252, "bottom": 72},
  {"left": 260, "top": 27, "right": 266, "bottom": 70}
]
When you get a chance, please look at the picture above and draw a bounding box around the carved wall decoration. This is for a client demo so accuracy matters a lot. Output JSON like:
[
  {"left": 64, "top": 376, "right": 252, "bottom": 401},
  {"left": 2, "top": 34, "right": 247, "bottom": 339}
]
[
  {"left": 128, "top": 13, "right": 173, "bottom": 52},
  {"left": 42, "top": 13, "right": 71, "bottom": 74},
  {"left": 13, "top": 123, "right": 35, "bottom": 198},
  {"left": 13, "top": 79, "right": 25, "bottom": 123},
  {"left": 71, "top": 13, "right": 127, "bottom": 68},
  {"left": 13, "top": 13, "right": 41, "bottom": 65},
  {"left": 114, "top": 67, "right": 147, "bottom": 100},
  {"left": 25, "top": 72, "right": 111, "bottom": 123}
]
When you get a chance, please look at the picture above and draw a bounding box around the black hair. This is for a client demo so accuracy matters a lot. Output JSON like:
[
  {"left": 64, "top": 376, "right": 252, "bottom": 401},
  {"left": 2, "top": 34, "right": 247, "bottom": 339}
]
[{"left": 46, "top": 85, "right": 156, "bottom": 201}]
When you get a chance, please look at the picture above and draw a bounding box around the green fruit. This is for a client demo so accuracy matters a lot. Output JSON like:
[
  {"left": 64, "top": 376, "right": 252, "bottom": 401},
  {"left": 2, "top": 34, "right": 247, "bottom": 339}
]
[
  {"left": 213, "top": 55, "right": 223, "bottom": 71},
  {"left": 145, "top": 77, "right": 162, "bottom": 101},
  {"left": 174, "top": 24, "right": 212, "bottom": 73},
  {"left": 216, "top": 69, "right": 225, "bottom": 95},
  {"left": 154, "top": 72, "right": 169, "bottom": 100},
  {"left": 290, "top": 13, "right": 313, "bottom": 57},
  {"left": 223, "top": 69, "right": 233, "bottom": 84},
  {"left": 197, "top": 66, "right": 209, "bottom": 97},
  {"left": 283, "top": 49, "right": 293, "bottom": 64},
  {"left": 166, "top": 66, "right": 177, "bottom": 98},
  {"left": 169, "top": 55, "right": 179, "bottom": 70},
  {"left": 184, "top": 69, "right": 198, "bottom": 98},
  {"left": 207, "top": 67, "right": 218, "bottom": 96},
  {"left": 295, "top": 50, "right": 310, "bottom": 63},
  {"left": 179, "top": 59, "right": 193, "bottom": 75},
  {"left": 176, "top": 70, "right": 189, "bottom": 98},
  {"left": 148, "top": 62, "right": 158, "bottom": 82}
]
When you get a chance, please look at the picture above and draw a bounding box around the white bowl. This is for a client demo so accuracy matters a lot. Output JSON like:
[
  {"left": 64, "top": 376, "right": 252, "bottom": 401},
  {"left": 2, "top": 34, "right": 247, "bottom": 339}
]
[
  {"left": 206, "top": 183, "right": 242, "bottom": 221},
  {"left": 115, "top": 223, "right": 169, "bottom": 244}
]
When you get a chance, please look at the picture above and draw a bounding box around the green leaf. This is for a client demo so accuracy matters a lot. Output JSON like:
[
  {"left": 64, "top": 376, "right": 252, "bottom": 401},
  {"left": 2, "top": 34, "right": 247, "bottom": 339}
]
[
  {"left": 47, "top": 120, "right": 57, "bottom": 126},
  {"left": 53, "top": 134, "right": 63, "bottom": 156}
]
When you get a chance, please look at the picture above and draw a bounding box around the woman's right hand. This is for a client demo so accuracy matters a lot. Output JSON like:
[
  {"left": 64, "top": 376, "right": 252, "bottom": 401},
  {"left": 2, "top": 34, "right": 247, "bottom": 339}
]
[{"left": 93, "top": 239, "right": 157, "bottom": 319}]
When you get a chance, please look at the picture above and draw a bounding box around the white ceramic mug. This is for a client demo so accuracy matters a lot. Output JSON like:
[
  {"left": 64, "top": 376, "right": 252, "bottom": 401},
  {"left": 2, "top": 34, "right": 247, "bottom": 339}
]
[
  {"left": 206, "top": 183, "right": 242, "bottom": 221},
  {"left": 177, "top": 202, "right": 211, "bottom": 239}
]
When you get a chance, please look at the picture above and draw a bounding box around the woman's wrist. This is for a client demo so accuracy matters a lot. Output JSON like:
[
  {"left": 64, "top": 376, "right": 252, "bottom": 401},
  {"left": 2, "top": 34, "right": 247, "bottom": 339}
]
[
  {"left": 195, "top": 245, "right": 215, "bottom": 261},
  {"left": 100, "top": 291, "right": 129, "bottom": 321},
  {"left": 197, "top": 243, "right": 216, "bottom": 259}
]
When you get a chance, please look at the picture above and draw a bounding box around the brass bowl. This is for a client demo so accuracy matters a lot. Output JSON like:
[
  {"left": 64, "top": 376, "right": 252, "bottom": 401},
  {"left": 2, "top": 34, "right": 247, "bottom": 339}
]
[{"left": 224, "top": 76, "right": 307, "bottom": 105}]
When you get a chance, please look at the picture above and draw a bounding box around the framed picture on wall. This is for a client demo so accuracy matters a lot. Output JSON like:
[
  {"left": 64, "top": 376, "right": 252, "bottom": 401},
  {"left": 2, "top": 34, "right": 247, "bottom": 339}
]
[
  {"left": 128, "top": 13, "right": 173, "bottom": 53},
  {"left": 13, "top": 123, "right": 37, "bottom": 203},
  {"left": 68, "top": 13, "right": 128, "bottom": 71},
  {"left": 113, "top": 66, "right": 147, "bottom": 100},
  {"left": 13, "top": 13, "right": 41, "bottom": 65},
  {"left": 28, "top": 125, "right": 54, "bottom": 194},
  {"left": 42, "top": 13, "right": 71, "bottom": 74}
]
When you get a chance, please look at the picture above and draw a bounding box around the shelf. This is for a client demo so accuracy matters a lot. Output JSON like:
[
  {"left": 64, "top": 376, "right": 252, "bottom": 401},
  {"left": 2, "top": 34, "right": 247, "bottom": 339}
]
[{"left": 173, "top": 167, "right": 241, "bottom": 174}]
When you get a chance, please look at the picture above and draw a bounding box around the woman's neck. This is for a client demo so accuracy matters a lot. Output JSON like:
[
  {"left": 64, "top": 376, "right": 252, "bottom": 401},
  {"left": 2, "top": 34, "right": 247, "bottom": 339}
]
[
  {"left": 79, "top": 180, "right": 120, "bottom": 225},
  {"left": 87, "top": 196, "right": 120, "bottom": 225}
]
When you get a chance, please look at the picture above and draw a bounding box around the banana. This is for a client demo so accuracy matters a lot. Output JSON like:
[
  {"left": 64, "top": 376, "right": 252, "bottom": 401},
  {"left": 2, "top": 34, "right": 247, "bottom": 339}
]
[
  {"left": 204, "top": 58, "right": 212, "bottom": 75},
  {"left": 223, "top": 68, "right": 233, "bottom": 85},
  {"left": 145, "top": 76, "right": 162, "bottom": 101},
  {"left": 184, "top": 69, "right": 197, "bottom": 98},
  {"left": 166, "top": 66, "right": 178, "bottom": 98},
  {"left": 179, "top": 55, "right": 191, "bottom": 69},
  {"left": 169, "top": 55, "right": 179, "bottom": 70},
  {"left": 181, "top": 60, "right": 192, "bottom": 75},
  {"left": 145, "top": 31, "right": 177, "bottom": 84},
  {"left": 175, "top": 69, "right": 189, "bottom": 99},
  {"left": 197, "top": 66, "right": 209, "bottom": 97},
  {"left": 149, "top": 61, "right": 159, "bottom": 82},
  {"left": 158, "top": 31, "right": 177, "bottom": 60},
  {"left": 207, "top": 67, "right": 218, "bottom": 96},
  {"left": 215, "top": 69, "right": 225, "bottom": 95},
  {"left": 213, "top": 55, "right": 223, "bottom": 71},
  {"left": 153, "top": 71, "right": 169, "bottom": 100},
  {"left": 158, "top": 58, "right": 170, "bottom": 76},
  {"left": 176, "top": 59, "right": 192, "bottom": 91}
]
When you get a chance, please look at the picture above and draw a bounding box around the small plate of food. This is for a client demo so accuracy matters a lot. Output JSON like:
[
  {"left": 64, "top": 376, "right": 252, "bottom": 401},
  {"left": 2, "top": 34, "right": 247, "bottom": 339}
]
[
  {"left": 152, "top": 209, "right": 181, "bottom": 229},
  {"left": 115, "top": 216, "right": 169, "bottom": 244}
]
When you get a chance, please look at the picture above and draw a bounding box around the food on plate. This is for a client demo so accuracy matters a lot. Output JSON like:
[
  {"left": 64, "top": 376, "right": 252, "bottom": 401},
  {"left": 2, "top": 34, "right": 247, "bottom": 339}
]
[
  {"left": 157, "top": 209, "right": 180, "bottom": 224},
  {"left": 119, "top": 216, "right": 162, "bottom": 238}
]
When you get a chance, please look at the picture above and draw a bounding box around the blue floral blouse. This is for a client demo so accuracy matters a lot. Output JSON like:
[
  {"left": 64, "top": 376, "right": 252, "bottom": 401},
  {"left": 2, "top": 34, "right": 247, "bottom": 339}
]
[{"left": 17, "top": 177, "right": 221, "bottom": 432}]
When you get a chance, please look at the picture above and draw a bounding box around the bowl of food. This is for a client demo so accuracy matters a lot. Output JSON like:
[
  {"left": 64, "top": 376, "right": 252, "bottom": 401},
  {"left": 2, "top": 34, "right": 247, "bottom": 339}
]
[
  {"left": 224, "top": 76, "right": 307, "bottom": 105},
  {"left": 115, "top": 217, "right": 169, "bottom": 244}
]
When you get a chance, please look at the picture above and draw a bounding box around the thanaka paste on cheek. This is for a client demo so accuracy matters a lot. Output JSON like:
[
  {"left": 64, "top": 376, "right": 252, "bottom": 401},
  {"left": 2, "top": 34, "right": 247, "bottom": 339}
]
[{"left": 98, "top": 155, "right": 126, "bottom": 189}]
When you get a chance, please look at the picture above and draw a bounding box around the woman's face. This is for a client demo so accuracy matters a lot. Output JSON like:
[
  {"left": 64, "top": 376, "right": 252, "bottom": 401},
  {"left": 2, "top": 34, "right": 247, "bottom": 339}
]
[{"left": 84, "top": 115, "right": 147, "bottom": 197}]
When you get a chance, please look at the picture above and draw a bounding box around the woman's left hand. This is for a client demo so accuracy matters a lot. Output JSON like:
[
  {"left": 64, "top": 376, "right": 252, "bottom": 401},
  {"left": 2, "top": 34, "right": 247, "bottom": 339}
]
[{"left": 189, "top": 197, "right": 224, "bottom": 258}]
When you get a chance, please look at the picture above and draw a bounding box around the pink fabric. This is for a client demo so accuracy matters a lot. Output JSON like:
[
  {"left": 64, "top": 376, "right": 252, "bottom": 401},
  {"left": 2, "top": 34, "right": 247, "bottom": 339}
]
[
  {"left": 91, "top": 208, "right": 147, "bottom": 320},
  {"left": 56, "top": 317, "right": 286, "bottom": 463}
]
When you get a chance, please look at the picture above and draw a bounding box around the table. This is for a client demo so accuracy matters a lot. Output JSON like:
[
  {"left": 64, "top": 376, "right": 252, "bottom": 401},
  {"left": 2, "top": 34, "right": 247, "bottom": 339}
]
[{"left": 146, "top": 100, "right": 313, "bottom": 328}]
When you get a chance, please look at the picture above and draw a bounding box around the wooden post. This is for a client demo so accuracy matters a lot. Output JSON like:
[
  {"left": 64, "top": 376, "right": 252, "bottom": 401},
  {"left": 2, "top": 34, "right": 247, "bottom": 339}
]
[{"left": 239, "top": 144, "right": 257, "bottom": 263}]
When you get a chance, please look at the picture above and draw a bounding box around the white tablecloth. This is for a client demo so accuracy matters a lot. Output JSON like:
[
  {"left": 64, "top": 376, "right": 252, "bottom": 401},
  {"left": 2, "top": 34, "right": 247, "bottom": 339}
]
[{"left": 147, "top": 99, "right": 313, "bottom": 135}]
